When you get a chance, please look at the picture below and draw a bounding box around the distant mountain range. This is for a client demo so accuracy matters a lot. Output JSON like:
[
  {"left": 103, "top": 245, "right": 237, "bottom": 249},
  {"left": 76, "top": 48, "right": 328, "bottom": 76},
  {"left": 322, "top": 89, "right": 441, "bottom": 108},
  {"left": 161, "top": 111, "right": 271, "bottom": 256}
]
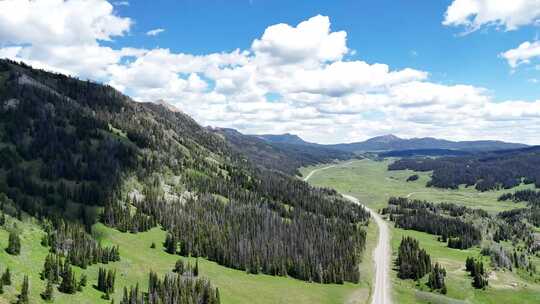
[
  {"left": 257, "top": 133, "right": 528, "bottom": 153},
  {"left": 212, "top": 128, "right": 355, "bottom": 175}
]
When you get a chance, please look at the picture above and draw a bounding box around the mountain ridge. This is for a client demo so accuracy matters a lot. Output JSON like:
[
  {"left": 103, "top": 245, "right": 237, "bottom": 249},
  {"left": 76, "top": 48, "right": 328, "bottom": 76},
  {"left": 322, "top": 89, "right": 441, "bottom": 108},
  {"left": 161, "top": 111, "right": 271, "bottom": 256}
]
[
  {"left": 212, "top": 127, "right": 355, "bottom": 175},
  {"left": 257, "top": 133, "right": 528, "bottom": 153}
]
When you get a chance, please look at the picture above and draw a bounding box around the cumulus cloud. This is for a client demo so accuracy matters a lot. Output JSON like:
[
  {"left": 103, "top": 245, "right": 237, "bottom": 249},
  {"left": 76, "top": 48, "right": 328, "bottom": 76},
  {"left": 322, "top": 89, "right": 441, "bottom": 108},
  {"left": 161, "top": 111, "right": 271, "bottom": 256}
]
[
  {"left": 252, "top": 15, "right": 348, "bottom": 66},
  {"left": 0, "top": 0, "right": 131, "bottom": 45},
  {"left": 0, "top": 0, "right": 133, "bottom": 79},
  {"left": 1, "top": 3, "right": 539, "bottom": 144},
  {"left": 501, "top": 40, "right": 540, "bottom": 68},
  {"left": 146, "top": 28, "right": 165, "bottom": 36},
  {"left": 443, "top": 0, "right": 540, "bottom": 32}
]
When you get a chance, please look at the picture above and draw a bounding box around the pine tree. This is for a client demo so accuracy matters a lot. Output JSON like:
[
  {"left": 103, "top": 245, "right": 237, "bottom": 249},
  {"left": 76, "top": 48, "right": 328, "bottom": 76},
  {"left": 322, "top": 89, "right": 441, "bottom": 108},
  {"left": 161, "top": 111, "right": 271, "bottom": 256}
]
[
  {"left": 59, "top": 263, "right": 77, "bottom": 294},
  {"left": 97, "top": 268, "right": 116, "bottom": 294},
  {"left": 194, "top": 258, "right": 199, "bottom": 276},
  {"left": 17, "top": 275, "right": 29, "bottom": 304},
  {"left": 98, "top": 267, "right": 107, "bottom": 292},
  {"left": 2, "top": 267, "right": 11, "bottom": 285},
  {"left": 173, "top": 259, "right": 185, "bottom": 274},
  {"left": 6, "top": 231, "right": 21, "bottom": 255},
  {"left": 427, "top": 263, "right": 446, "bottom": 292},
  {"left": 80, "top": 274, "right": 87, "bottom": 287},
  {"left": 472, "top": 271, "right": 489, "bottom": 289},
  {"left": 106, "top": 269, "right": 116, "bottom": 294},
  {"left": 465, "top": 257, "right": 489, "bottom": 289},
  {"left": 397, "top": 237, "right": 432, "bottom": 280},
  {"left": 465, "top": 257, "right": 475, "bottom": 272},
  {"left": 164, "top": 233, "right": 176, "bottom": 254},
  {"left": 41, "top": 279, "right": 55, "bottom": 301},
  {"left": 0, "top": 280, "right": 3, "bottom": 294}
]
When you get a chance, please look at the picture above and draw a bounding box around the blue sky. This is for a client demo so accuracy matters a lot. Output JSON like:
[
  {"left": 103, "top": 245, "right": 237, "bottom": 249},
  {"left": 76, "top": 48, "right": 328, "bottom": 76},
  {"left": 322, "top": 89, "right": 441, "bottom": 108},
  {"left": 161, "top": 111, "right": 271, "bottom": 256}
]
[{"left": 1, "top": 0, "right": 540, "bottom": 144}]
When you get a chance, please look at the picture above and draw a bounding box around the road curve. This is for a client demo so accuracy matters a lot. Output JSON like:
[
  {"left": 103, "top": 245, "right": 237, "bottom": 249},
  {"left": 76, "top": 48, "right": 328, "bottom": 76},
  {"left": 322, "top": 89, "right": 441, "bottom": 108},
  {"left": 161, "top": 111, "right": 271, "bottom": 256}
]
[
  {"left": 302, "top": 164, "right": 336, "bottom": 181},
  {"left": 304, "top": 163, "right": 392, "bottom": 304}
]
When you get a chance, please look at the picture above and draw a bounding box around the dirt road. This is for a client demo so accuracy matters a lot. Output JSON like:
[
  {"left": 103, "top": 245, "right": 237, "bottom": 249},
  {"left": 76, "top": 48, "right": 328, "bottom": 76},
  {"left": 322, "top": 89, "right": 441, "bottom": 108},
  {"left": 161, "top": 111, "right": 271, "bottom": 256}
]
[{"left": 304, "top": 163, "right": 392, "bottom": 304}]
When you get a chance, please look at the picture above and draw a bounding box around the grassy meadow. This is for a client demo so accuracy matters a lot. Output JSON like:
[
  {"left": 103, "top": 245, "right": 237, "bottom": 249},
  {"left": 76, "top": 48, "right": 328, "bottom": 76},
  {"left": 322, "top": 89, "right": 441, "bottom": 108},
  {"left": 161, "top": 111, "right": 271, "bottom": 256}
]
[
  {"left": 301, "top": 158, "right": 540, "bottom": 304},
  {"left": 0, "top": 211, "right": 378, "bottom": 304},
  {"left": 300, "top": 159, "right": 532, "bottom": 213}
]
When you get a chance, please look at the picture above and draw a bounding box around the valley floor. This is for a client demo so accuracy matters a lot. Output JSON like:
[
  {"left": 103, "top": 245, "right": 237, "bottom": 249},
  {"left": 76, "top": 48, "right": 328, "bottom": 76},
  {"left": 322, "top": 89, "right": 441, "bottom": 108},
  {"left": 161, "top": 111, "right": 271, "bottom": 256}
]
[{"left": 301, "top": 158, "right": 540, "bottom": 304}]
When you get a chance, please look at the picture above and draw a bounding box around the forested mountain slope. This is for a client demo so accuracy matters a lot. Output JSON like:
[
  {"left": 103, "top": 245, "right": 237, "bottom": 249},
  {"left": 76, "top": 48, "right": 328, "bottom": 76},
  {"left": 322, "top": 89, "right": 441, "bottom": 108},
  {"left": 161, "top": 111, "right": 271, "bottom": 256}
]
[
  {"left": 213, "top": 128, "right": 355, "bottom": 175},
  {"left": 0, "top": 59, "right": 370, "bottom": 294}
]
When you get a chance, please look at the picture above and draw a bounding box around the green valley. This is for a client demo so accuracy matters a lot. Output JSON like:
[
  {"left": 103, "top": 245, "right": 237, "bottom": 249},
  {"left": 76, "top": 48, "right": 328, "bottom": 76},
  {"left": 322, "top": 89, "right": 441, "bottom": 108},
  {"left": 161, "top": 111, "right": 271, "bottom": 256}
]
[{"left": 302, "top": 159, "right": 540, "bottom": 304}]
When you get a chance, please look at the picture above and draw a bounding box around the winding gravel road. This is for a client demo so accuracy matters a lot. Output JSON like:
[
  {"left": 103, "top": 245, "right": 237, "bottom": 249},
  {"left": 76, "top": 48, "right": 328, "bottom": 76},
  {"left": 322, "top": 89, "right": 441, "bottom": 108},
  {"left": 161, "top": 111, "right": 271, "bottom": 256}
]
[{"left": 304, "top": 163, "right": 392, "bottom": 304}]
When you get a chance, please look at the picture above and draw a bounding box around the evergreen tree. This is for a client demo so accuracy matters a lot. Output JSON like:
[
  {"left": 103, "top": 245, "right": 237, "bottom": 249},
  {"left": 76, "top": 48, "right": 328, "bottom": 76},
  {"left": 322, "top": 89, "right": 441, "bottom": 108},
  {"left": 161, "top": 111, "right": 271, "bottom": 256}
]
[
  {"left": 6, "top": 231, "right": 21, "bottom": 255},
  {"left": 17, "top": 275, "right": 29, "bottom": 304},
  {"left": 465, "top": 257, "right": 475, "bottom": 272},
  {"left": 465, "top": 257, "right": 489, "bottom": 289},
  {"left": 427, "top": 263, "right": 447, "bottom": 292},
  {"left": 173, "top": 259, "right": 185, "bottom": 274},
  {"left": 97, "top": 268, "right": 116, "bottom": 294},
  {"left": 164, "top": 233, "right": 176, "bottom": 254},
  {"left": 106, "top": 269, "right": 116, "bottom": 294},
  {"left": 41, "top": 253, "right": 62, "bottom": 283},
  {"left": 80, "top": 274, "right": 87, "bottom": 287},
  {"left": 58, "top": 263, "right": 77, "bottom": 294},
  {"left": 41, "top": 279, "right": 55, "bottom": 301},
  {"left": 472, "top": 270, "right": 489, "bottom": 289},
  {"left": 194, "top": 258, "right": 199, "bottom": 276},
  {"left": 121, "top": 271, "right": 220, "bottom": 304},
  {"left": 397, "top": 237, "right": 432, "bottom": 280},
  {"left": 2, "top": 267, "right": 11, "bottom": 285}
]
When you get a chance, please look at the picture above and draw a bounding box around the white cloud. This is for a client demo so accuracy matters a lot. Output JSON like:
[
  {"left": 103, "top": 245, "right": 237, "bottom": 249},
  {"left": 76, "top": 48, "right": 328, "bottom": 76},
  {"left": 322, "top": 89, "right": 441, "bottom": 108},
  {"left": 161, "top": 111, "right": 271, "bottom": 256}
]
[
  {"left": 251, "top": 15, "right": 348, "bottom": 65},
  {"left": 0, "top": 0, "right": 131, "bottom": 45},
  {"left": 146, "top": 28, "right": 165, "bottom": 36},
  {"left": 1, "top": 6, "right": 540, "bottom": 144},
  {"left": 443, "top": 0, "right": 540, "bottom": 32},
  {"left": 0, "top": 0, "right": 132, "bottom": 79},
  {"left": 500, "top": 40, "right": 540, "bottom": 68}
]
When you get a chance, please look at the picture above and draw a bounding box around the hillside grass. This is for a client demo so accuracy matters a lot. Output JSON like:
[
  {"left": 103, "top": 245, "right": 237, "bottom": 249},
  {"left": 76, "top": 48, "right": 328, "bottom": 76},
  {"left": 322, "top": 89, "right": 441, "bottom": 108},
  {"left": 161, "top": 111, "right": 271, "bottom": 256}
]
[
  {"left": 0, "top": 212, "right": 378, "bottom": 304},
  {"left": 301, "top": 158, "right": 540, "bottom": 304}
]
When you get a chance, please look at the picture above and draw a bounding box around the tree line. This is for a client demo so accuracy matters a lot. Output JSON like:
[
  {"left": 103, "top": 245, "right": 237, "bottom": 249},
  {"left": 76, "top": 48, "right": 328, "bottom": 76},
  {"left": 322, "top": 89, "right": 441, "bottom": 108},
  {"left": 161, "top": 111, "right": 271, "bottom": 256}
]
[
  {"left": 120, "top": 271, "right": 220, "bottom": 304},
  {"left": 42, "top": 219, "right": 120, "bottom": 268},
  {"left": 396, "top": 237, "right": 447, "bottom": 293},
  {"left": 499, "top": 189, "right": 540, "bottom": 206},
  {"left": 382, "top": 197, "right": 482, "bottom": 249},
  {"left": 388, "top": 149, "right": 540, "bottom": 191},
  {"left": 136, "top": 193, "right": 366, "bottom": 284}
]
